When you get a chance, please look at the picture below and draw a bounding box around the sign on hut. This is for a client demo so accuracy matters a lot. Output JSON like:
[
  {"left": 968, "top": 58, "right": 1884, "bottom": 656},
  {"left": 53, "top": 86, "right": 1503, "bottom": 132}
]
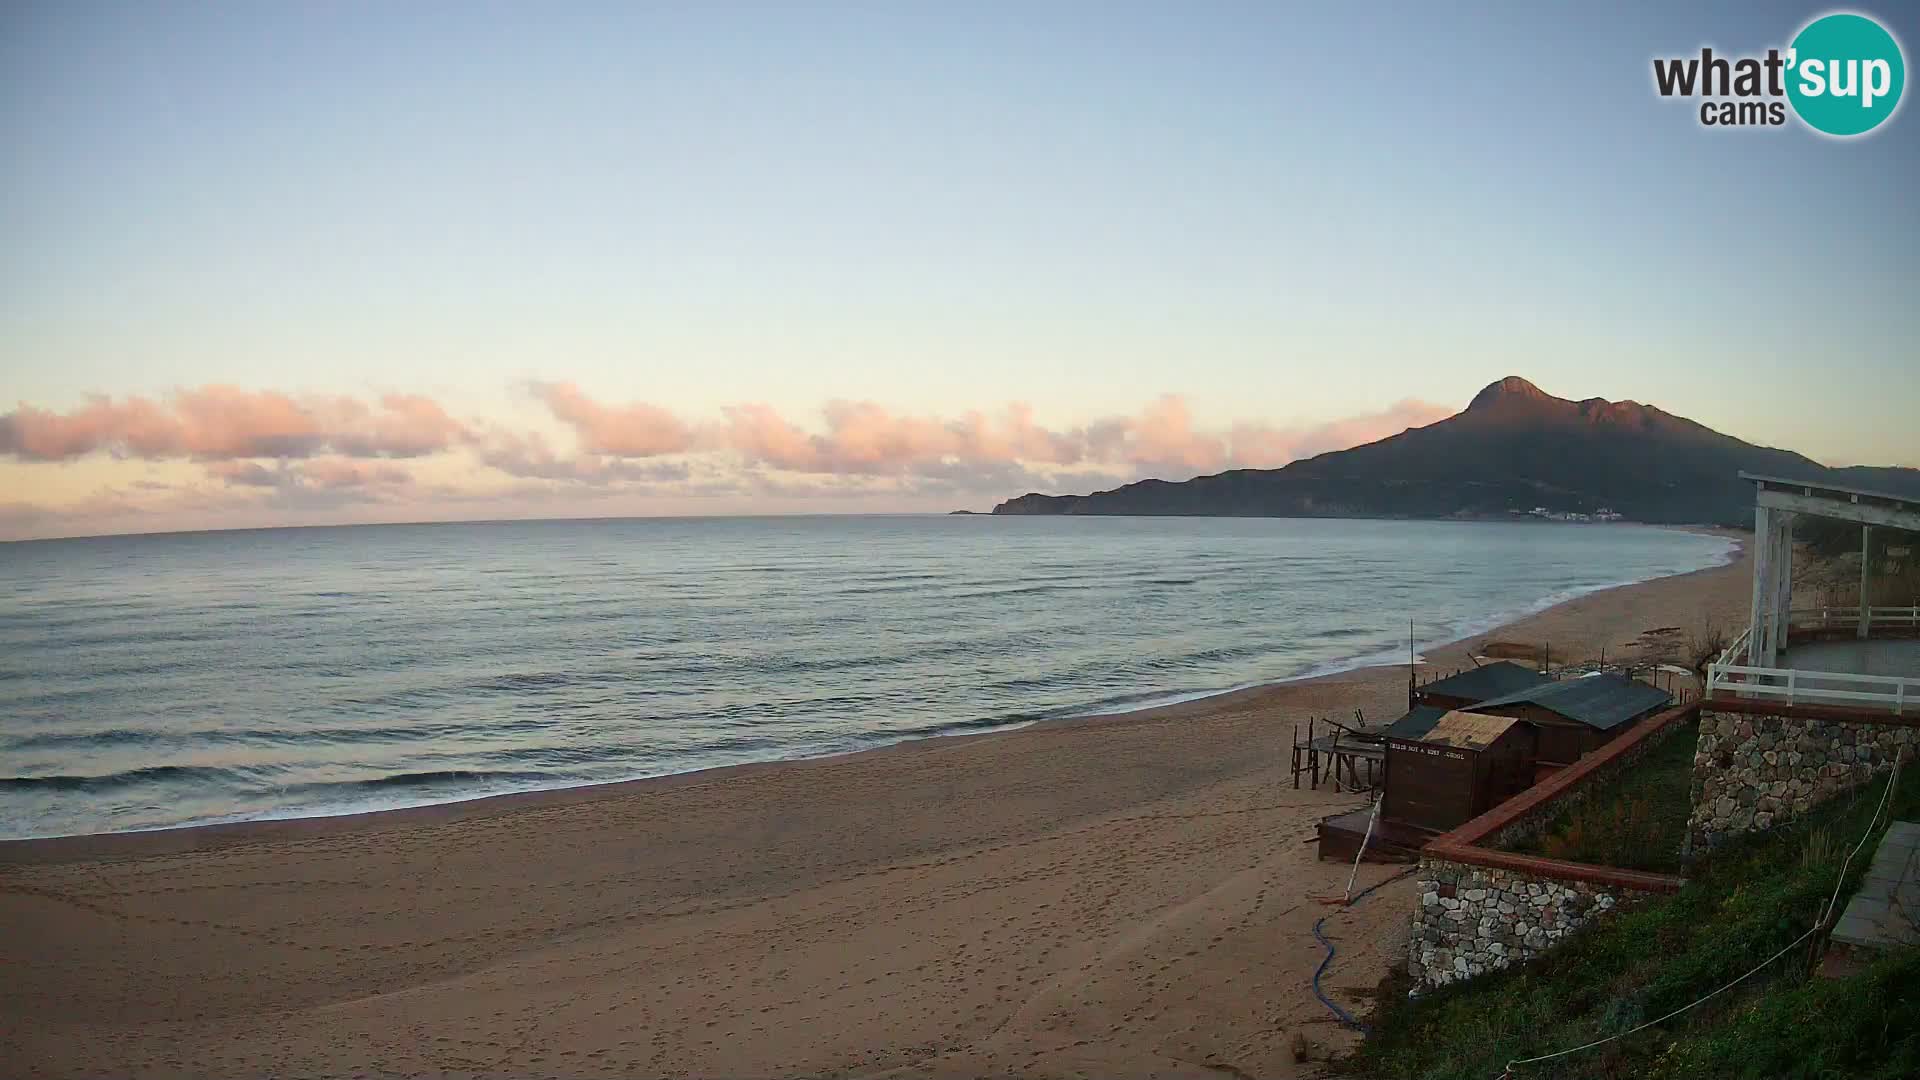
[{"left": 1382, "top": 710, "right": 1538, "bottom": 833}]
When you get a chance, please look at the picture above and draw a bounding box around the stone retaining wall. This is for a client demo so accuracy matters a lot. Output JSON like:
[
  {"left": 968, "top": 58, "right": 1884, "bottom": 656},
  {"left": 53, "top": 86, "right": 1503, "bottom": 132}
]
[
  {"left": 1409, "top": 858, "right": 1660, "bottom": 988},
  {"left": 1687, "top": 708, "right": 1915, "bottom": 853},
  {"left": 1403, "top": 704, "right": 1697, "bottom": 991}
]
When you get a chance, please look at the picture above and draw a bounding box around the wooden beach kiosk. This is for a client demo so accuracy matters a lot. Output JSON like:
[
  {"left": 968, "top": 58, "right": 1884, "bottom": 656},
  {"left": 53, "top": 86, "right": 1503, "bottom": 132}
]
[
  {"left": 1380, "top": 710, "right": 1538, "bottom": 832},
  {"left": 1466, "top": 672, "right": 1671, "bottom": 769},
  {"left": 1411, "top": 660, "right": 1551, "bottom": 711},
  {"left": 1318, "top": 660, "right": 1552, "bottom": 863},
  {"left": 1316, "top": 661, "right": 1675, "bottom": 863}
]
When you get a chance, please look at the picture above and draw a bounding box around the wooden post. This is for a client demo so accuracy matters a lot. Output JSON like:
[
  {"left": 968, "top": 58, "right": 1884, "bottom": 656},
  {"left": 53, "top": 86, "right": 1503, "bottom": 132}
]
[
  {"left": 1862, "top": 525, "right": 1873, "bottom": 640},
  {"left": 1751, "top": 504, "right": 1773, "bottom": 668},
  {"left": 1774, "top": 507, "right": 1789, "bottom": 653},
  {"left": 1309, "top": 718, "right": 1320, "bottom": 789},
  {"left": 1291, "top": 724, "right": 1300, "bottom": 789}
]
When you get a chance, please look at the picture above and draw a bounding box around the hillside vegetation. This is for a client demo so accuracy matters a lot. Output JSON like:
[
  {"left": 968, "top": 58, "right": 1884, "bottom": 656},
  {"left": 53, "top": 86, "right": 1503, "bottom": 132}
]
[{"left": 1334, "top": 769, "right": 1920, "bottom": 1080}]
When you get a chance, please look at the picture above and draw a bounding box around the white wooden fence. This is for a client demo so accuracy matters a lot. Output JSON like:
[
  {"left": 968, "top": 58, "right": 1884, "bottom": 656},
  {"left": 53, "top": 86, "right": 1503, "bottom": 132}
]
[
  {"left": 1705, "top": 607, "right": 1920, "bottom": 715},
  {"left": 1788, "top": 605, "right": 1920, "bottom": 631}
]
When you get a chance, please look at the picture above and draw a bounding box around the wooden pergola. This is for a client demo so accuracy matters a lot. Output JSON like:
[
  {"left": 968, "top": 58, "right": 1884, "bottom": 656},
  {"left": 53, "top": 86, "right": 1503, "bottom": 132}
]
[{"left": 1742, "top": 472, "right": 1920, "bottom": 670}]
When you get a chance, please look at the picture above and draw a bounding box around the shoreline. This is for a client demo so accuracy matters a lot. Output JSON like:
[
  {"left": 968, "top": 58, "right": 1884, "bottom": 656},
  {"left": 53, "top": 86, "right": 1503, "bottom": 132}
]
[
  {"left": 0, "top": 527, "right": 1743, "bottom": 863},
  {"left": 3, "top": 534, "right": 1757, "bottom": 1078}
]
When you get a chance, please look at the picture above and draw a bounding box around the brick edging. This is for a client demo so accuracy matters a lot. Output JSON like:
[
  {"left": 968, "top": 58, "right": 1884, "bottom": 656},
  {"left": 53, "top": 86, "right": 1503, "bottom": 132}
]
[
  {"left": 1703, "top": 695, "right": 1919, "bottom": 727},
  {"left": 1432, "top": 701, "right": 1700, "bottom": 850},
  {"left": 1423, "top": 841, "right": 1685, "bottom": 893},
  {"left": 1416, "top": 701, "right": 1699, "bottom": 895}
]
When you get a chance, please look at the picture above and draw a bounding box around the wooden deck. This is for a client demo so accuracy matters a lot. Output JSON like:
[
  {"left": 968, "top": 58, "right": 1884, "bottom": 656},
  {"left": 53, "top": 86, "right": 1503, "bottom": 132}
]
[
  {"left": 1316, "top": 805, "right": 1436, "bottom": 864},
  {"left": 1290, "top": 716, "right": 1385, "bottom": 792}
]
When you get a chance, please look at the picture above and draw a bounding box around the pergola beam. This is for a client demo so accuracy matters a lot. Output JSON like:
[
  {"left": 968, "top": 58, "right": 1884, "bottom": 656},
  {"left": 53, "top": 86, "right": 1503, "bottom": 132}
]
[
  {"left": 1861, "top": 525, "right": 1873, "bottom": 640},
  {"left": 1752, "top": 489, "right": 1920, "bottom": 532},
  {"left": 1751, "top": 505, "right": 1773, "bottom": 666}
]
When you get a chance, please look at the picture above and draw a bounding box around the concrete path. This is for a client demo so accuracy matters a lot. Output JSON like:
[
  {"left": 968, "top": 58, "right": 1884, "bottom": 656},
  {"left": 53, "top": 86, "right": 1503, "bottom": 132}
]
[{"left": 1832, "top": 820, "right": 1920, "bottom": 950}]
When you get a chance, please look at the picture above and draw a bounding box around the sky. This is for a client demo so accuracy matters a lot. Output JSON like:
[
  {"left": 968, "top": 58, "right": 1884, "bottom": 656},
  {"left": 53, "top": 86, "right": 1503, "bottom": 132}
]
[{"left": 2, "top": 1, "right": 1916, "bottom": 539}]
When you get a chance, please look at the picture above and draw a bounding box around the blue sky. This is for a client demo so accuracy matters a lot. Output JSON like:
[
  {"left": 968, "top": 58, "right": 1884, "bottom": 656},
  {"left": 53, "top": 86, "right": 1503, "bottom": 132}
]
[{"left": 1, "top": 2, "right": 1915, "bottom": 536}]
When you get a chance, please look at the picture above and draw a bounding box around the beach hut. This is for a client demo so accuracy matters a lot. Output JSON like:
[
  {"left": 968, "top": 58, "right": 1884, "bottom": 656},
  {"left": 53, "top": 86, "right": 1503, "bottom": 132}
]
[
  {"left": 1381, "top": 709, "right": 1539, "bottom": 833},
  {"left": 1411, "top": 660, "right": 1551, "bottom": 711},
  {"left": 1466, "top": 672, "right": 1671, "bottom": 767}
]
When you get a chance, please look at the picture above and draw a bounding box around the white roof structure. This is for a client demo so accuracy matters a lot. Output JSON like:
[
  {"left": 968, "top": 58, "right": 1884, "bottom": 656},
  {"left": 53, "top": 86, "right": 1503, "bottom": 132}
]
[
  {"left": 1740, "top": 473, "right": 1920, "bottom": 533},
  {"left": 1711, "top": 474, "right": 1920, "bottom": 715}
]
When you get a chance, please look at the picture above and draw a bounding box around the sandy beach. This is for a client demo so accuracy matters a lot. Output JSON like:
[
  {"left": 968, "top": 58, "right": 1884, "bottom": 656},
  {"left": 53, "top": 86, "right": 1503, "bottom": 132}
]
[{"left": 2, "top": 534, "right": 1752, "bottom": 1079}]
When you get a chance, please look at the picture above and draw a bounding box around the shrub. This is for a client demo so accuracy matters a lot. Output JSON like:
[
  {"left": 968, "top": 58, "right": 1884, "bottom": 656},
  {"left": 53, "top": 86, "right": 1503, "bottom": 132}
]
[{"left": 1541, "top": 796, "right": 1666, "bottom": 868}]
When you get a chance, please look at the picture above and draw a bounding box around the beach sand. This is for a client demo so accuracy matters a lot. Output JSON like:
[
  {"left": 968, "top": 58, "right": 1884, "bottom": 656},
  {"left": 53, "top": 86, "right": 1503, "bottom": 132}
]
[{"left": 2, "top": 534, "right": 1751, "bottom": 1079}]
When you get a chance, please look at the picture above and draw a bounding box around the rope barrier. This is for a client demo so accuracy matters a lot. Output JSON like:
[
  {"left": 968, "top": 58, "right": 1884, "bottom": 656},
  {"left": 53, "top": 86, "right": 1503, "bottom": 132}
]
[
  {"left": 1495, "top": 746, "right": 1907, "bottom": 1077},
  {"left": 1344, "top": 795, "right": 1382, "bottom": 904}
]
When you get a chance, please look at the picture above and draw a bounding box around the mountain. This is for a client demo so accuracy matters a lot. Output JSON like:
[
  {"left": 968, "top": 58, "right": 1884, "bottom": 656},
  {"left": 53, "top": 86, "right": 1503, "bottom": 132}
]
[{"left": 991, "top": 377, "right": 1920, "bottom": 525}]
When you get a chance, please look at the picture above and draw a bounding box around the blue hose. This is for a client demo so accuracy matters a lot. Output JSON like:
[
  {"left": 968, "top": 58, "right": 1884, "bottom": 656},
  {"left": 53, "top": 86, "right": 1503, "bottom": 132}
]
[
  {"left": 1311, "top": 867, "right": 1418, "bottom": 1035},
  {"left": 1312, "top": 915, "right": 1369, "bottom": 1033}
]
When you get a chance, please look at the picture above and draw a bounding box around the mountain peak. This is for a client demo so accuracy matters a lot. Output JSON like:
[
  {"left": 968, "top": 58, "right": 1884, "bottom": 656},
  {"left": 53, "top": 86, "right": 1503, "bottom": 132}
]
[
  {"left": 1467, "top": 376, "right": 1554, "bottom": 412},
  {"left": 991, "top": 375, "right": 1903, "bottom": 523}
]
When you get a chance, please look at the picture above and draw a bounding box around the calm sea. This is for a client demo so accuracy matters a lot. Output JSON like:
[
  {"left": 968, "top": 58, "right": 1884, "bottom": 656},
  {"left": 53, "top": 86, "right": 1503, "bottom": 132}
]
[{"left": 0, "top": 516, "right": 1731, "bottom": 839}]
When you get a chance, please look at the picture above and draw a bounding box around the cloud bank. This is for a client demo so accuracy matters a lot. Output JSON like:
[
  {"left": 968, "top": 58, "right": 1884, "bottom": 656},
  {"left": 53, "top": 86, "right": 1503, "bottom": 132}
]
[
  {"left": 0, "top": 383, "right": 1451, "bottom": 538},
  {"left": 0, "top": 388, "right": 468, "bottom": 463}
]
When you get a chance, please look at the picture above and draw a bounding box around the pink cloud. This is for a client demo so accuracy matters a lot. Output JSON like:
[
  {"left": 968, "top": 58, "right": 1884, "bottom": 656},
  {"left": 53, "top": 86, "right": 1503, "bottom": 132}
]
[
  {"left": 204, "top": 457, "right": 413, "bottom": 492},
  {"left": 474, "top": 426, "right": 690, "bottom": 485},
  {"left": 531, "top": 386, "right": 1451, "bottom": 480},
  {"left": 297, "top": 458, "right": 415, "bottom": 490},
  {"left": 715, "top": 400, "right": 1088, "bottom": 475},
  {"left": 953, "top": 403, "right": 1084, "bottom": 466},
  {"left": 322, "top": 393, "right": 470, "bottom": 458},
  {"left": 529, "top": 381, "right": 694, "bottom": 458},
  {"left": 1084, "top": 394, "right": 1229, "bottom": 474},
  {"left": 719, "top": 403, "right": 825, "bottom": 471},
  {"left": 1226, "top": 398, "right": 1452, "bottom": 469},
  {"left": 204, "top": 460, "right": 283, "bottom": 487},
  {"left": 0, "top": 387, "right": 470, "bottom": 462},
  {"left": 1, "top": 381, "right": 1462, "bottom": 538}
]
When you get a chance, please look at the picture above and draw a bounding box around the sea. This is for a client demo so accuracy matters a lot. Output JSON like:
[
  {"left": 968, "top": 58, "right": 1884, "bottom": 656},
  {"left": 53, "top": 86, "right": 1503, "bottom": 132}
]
[{"left": 0, "top": 516, "right": 1734, "bottom": 839}]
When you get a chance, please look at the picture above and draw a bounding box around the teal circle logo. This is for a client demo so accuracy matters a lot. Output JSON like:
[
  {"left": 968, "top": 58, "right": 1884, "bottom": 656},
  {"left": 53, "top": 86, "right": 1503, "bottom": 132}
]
[{"left": 1786, "top": 13, "right": 1905, "bottom": 136}]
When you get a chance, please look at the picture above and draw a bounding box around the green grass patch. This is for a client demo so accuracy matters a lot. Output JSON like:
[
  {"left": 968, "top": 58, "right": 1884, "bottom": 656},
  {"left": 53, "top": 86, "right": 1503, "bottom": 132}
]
[
  {"left": 1506, "top": 719, "right": 1698, "bottom": 875},
  {"left": 1335, "top": 767, "right": 1920, "bottom": 1080}
]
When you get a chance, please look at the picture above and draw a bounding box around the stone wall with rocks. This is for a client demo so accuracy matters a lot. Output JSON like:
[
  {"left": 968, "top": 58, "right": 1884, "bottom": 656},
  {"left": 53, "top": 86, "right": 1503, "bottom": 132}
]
[
  {"left": 1409, "top": 858, "right": 1654, "bottom": 989},
  {"left": 1687, "top": 709, "right": 1915, "bottom": 854}
]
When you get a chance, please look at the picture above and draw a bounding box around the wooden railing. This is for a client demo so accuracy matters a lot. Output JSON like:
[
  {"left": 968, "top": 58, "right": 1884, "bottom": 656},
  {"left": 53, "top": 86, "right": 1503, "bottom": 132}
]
[
  {"left": 1707, "top": 663, "right": 1913, "bottom": 714},
  {"left": 1783, "top": 605, "right": 1920, "bottom": 631},
  {"left": 1706, "top": 609, "right": 1920, "bottom": 715}
]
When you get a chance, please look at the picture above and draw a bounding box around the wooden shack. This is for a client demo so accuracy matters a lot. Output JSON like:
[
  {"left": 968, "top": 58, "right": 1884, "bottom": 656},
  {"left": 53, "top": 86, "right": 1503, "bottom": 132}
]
[
  {"left": 1468, "top": 672, "right": 1671, "bottom": 767},
  {"left": 1381, "top": 710, "right": 1538, "bottom": 833},
  {"left": 1411, "top": 660, "right": 1551, "bottom": 711}
]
